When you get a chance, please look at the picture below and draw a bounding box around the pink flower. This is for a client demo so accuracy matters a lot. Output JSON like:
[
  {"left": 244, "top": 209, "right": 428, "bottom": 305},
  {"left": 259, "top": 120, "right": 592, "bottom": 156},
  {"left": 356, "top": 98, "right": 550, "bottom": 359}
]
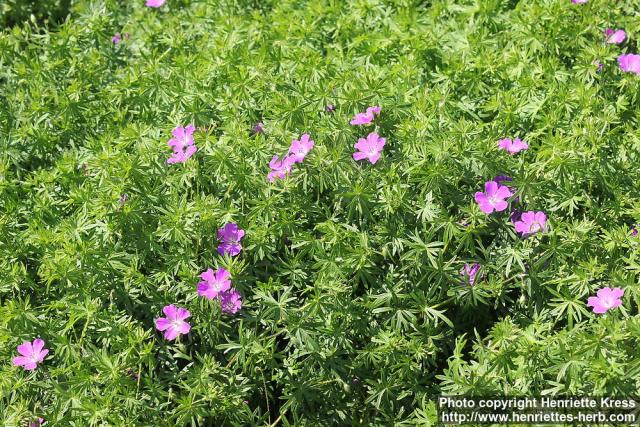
[
  {"left": 571, "top": 0, "right": 587, "bottom": 3},
  {"left": 12, "top": 339, "right": 49, "bottom": 371},
  {"left": 460, "top": 263, "right": 481, "bottom": 286},
  {"left": 513, "top": 211, "right": 547, "bottom": 236},
  {"left": 618, "top": 54, "right": 640, "bottom": 75},
  {"left": 631, "top": 224, "right": 639, "bottom": 237},
  {"left": 112, "top": 33, "right": 122, "bottom": 44},
  {"left": 604, "top": 29, "right": 626, "bottom": 44},
  {"left": 28, "top": 418, "right": 45, "bottom": 427},
  {"left": 146, "top": 0, "right": 166, "bottom": 7},
  {"left": 474, "top": 181, "right": 513, "bottom": 214},
  {"left": 353, "top": 132, "right": 386, "bottom": 164},
  {"left": 167, "top": 124, "right": 197, "bottom": 164},
  {"left": 349, "top": 106, "right": 381, "bottom": 125},
  {"left": 288, "top": 133, "right": 314, "bottom": 163},
  {"left": 220, "top": 289, "right": 242, "bottom": 314},
  {"left": 587, "top": 287, "right": 624, "bottom": 314},
  {"left": 217, "top": 223, "right": 245, "bottom": 256},
  {"left": 267, "top": 154, "right": 295, "bottom": 182},
  {"left": 498, "top": 137, "right": 528, "bottom": 154},
  {"left": 155, "top": 305, "right": 191, "bottom": 341},
  {"left": 197, "top": 268, "right": 231, "bottom": 299}
]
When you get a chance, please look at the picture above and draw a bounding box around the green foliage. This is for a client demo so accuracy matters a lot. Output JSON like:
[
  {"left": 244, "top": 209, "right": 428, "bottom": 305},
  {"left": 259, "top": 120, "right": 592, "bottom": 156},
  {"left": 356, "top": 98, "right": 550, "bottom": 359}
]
[
  {"left": 1, "top": 0, "right": 640, "bottom": 425},
  {"left": 0, "top": 0, "right": 74, "bottom": 28}
]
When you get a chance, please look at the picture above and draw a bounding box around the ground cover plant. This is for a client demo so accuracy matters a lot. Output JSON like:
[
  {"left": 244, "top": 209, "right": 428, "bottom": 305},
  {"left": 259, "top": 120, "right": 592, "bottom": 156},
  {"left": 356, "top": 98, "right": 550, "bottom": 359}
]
[{"left": 1, "top": 0, "right": 640, "bottom": 425}]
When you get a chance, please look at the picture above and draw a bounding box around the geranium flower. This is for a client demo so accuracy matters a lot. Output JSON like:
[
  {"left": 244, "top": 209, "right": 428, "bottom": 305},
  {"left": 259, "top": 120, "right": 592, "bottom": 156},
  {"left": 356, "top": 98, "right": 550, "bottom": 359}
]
[
  {"left": 12, "top": 339, "right": 49, "bottom": 371},
  {"left": 167, "top": 124, "right": 197, "bottom": 164},
  {"left": 604, "top": 29, "right": 626, "bottom": 44},
  {"left": 155, "top": 305, "right": 191, "bottom": 341},
  {"left": 571, "top": 0, "right": 587, "bottom": 3},
  {"left": 350, "top": 106, "right": 381, "bottom": 125},
  {"left": 220, "top": 289, "right": 242, "bottom": 314},
  {"left": 252, "top": 122, "right": 264, "bottom": 134},
  {"left": 112, "top": 33, "right": 122, "bottom": 44},
  {"left": 513, "top": 211, "right": 547, "bottom": 236},
  {"left": 146, "top": 0, "right": 166, "bottom": 7},
  {"left": 353, "top": 132, "right": 386, "bottom": 164},
  {"left": 631, "top": 225, "right": 639, "bottom": 237},
  {"left": 460, "top": 263, "right": 480, "bottom": 285},
  {"left": 267, "top": 154, "right": 295, "bottom": 182},
  {"left": 217, "top": 223, "right": 245, "bottom": 256},
  {"left": 618, "top": 54, "right": 640, "bottom": 75},
  {"left": 498, "top": 137, "right": 528, "bottom": 154},
  {"left": 197, "top": 268, "right": 231, "bottom": 300},
  {"left": 326, "top": 104, "right": 335, "bottom": 113},
  {"left": 288, "top": 134, "right": 314, "bottom": 163},
  {"left": 587, "top": 287, "right": 624, "bottom": 314},
  {"left": 474, "top": 181, "right": 513, "bottom": 214},
  {"left": 28, "top": 418, "right": 45, "bottom": 427}
]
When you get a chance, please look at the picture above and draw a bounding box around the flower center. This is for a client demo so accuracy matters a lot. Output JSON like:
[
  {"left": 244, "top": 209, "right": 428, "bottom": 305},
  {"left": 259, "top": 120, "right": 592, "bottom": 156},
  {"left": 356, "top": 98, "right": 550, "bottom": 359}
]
[
  {"left": 601, "top": 296, "right": 615, "bottom": 308},
  {"left": 529, "top": 221, "right": 541, "bottom": 233}
]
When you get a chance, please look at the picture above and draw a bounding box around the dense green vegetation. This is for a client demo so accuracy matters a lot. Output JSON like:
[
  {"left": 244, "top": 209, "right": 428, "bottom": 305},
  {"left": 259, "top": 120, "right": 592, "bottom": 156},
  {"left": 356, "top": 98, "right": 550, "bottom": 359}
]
[{"left": 1, "top": 0, "right": 640, "bottom": 425}]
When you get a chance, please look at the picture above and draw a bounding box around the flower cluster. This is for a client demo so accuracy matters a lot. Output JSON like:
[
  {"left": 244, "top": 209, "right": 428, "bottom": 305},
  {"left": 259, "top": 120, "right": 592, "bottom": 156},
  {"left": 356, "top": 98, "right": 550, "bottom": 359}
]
[
  {"left": 268, "top": 133, "right": 314, "bottom": 182},
  {"left": 350, "top": 106, "right": 381, "bottom": 125},
  {"left": 154, "top": 222, "right": 245, "bottom": 340},
  {"left": 197, "top": 268, "right": 242, "bottom": 314},
  {"left": 111, "top": 32, "right": 130, "bottom": 44},
  {"left": 350, "top": 106, "right": 386, "bottom": 164},
  {"left": 217, "top": 223, "right": 245, "bottom": 256}
]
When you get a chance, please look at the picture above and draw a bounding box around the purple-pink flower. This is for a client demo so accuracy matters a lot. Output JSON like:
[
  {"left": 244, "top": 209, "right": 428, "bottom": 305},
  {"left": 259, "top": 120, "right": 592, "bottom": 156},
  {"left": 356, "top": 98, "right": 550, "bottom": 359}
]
[
  {"left": 12, "top": 339, "right": 49, "bottom": 371},
  {"left": 288, "top": 133, "right": 314, "bottom": 163},
  {"left": 631, "top": 224, "right": 639, "bottom": 237},
  {"left": 252, "top": 122, "right": 264, "bottom": 134},
  {"left": 220, "top": 289, "right": 242, "bottom": 314},
  {"left": 155, "top": 305, "right": 191, "bottom": 341},
  {"left": 513, "top": 211, "right": 547, "bottom": 236},
  {"left": 112, "top": 33, "right": 122, "bottom": 44},
  {"left": 604, "top": 29, "right": 626, "bottom": 44},
  {"left": 267, "top": 154, "right": 295, "bottom": 182},
  {"left": 587, "top": 287, "right": 624, "bottom": 314},
  {"left": 460, "top": 263, "right": 480, "bottom": 286},
  {"left": 326, "top": 104, "right": 335, "bottom": 113},
  {"left": 197, "top": 268, "right": 231, "bottom": 299},
  {"left": 146, "top": 0, "right": 166, "bottom": 7},
  {"left": 618, "top": 54, "right": 640, "bottom": 75},
  {"left": 498, "top": 137, "right": 528, "bottom": 154},
  {"left": 353, "top": 132, "right": 386, "bottom": 164},
  {"left": 167, "top": 124, "right": 197, "bottom": 164},
  {"left": 217, "top": 223, "right": 245, "bottom": 256},
  {"left": 571, "top": 0, "right": 587, "bottom": 3},
  {"left": 350, "top": 106, "right": 381, "bottom": 125},
  {"left": 474, "top": 181, "right": 513, "bottom": 214},
  {"left": 28, "top": 418, "right": 45, "bottom": 427}
]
